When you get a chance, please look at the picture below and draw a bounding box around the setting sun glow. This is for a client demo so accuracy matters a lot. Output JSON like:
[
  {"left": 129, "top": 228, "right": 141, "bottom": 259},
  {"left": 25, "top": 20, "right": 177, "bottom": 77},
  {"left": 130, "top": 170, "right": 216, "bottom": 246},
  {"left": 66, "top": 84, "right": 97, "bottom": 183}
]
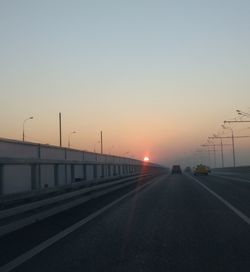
[{"left": 144, "top": 157, "right": 149, "bottom": 162}]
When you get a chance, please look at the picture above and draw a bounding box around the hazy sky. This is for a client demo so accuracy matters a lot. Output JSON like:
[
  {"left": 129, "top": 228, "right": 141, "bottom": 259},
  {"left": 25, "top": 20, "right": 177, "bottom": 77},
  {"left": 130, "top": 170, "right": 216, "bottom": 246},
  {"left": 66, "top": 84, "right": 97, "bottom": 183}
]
[{"left": 1, "top": 0, "right": 250, "bottom": 165}]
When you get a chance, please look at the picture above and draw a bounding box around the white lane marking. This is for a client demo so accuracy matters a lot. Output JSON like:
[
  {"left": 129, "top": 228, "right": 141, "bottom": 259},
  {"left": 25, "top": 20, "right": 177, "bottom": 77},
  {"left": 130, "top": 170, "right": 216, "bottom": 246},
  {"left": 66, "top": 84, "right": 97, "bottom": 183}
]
[
  {"left": 0, "top": 175, "right": 167, "bottom": 272},
  {"left": 211, "top": 174, "right": 250, "bottom": 184},
  {"left": 187, "top": 174, "right": 250, "bottom": 226}
]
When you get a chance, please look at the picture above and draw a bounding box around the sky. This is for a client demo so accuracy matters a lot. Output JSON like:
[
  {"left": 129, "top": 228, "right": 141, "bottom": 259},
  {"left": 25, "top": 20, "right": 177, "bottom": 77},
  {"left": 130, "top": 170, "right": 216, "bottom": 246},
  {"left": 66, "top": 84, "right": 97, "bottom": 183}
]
[{"left": 1, "top": 0, "right": 250, "bottom": 166}]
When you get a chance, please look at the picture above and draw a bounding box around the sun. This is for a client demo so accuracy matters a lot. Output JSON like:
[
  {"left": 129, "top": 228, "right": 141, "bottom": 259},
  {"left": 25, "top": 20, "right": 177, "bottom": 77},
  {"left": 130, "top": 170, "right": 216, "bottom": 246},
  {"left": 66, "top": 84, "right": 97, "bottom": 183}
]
[{"left": 143, "top": 156, "right": 149, "bottom": 162}]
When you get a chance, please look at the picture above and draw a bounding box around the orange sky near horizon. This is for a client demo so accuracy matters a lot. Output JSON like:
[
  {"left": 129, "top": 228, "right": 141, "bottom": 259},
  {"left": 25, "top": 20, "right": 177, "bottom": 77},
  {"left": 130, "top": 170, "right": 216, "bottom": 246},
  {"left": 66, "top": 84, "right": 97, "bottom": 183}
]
[{"left": 1, "top": 1, "right": 250, "bottom": 166}]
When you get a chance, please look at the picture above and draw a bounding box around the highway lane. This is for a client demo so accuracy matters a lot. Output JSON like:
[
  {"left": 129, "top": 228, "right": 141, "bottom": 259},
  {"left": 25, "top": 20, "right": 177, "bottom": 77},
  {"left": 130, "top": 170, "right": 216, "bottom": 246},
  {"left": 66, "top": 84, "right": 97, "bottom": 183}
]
[
  {"left": 191, "top": 173, "right": 250, "bottom": 218},
  {"left": 4, "top": 173, "right": 250, "bottom": 272},
  {"left": 0, "top": 173, "right": 166, "bottom": 266}
]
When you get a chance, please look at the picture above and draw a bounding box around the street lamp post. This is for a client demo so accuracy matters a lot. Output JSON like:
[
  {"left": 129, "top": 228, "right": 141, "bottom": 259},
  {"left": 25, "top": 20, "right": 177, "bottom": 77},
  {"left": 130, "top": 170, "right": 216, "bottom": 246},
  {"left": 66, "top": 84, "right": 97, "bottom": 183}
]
[
  {"left": 22, "top": 116, "right": 34, "bottom": 142},
  {"left": 236, "top": 110, "right": 250, "bottom": 118},
  {"left": 59, "top": 112, "right": 62, "bottom": 147},
  {"left": 222, "top": 124, "right": 236, "bottom": 167},
  {"left": 212, "top": 134, "right": 225, "bottom": 168},
  {"left": 202, "top": 141, "right": 216, "bottom": 168},
  {"left": 208, "top": 140, "right": 217, "bottom": 168},
  {"left": 68, "top": 131, "right": 76, "bottom": 148},
  {"left": 220, "top": 138, "right": 224, "bottom": 168}
]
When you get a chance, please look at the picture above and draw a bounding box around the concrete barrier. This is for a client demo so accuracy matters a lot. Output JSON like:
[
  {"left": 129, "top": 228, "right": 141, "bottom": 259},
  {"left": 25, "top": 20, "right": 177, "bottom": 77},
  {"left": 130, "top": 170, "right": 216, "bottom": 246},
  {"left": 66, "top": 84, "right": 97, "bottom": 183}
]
[
  {"left": 213, "top": 166, "right": 250, "bottom": 173},
  {"left": 0, "top": 138, "right": 160, "bottom": 195}
]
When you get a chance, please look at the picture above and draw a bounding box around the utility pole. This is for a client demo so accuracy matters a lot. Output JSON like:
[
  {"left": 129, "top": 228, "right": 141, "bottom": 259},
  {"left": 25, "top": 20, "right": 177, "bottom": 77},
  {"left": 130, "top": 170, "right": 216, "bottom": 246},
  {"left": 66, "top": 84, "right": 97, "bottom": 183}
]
[
  {"left": 220, "top": 138, "right": 224, "bottom": 168},
  {"left": 224, "top": 120, "right": 250, "bottom": 166},
  {"left": 59, "top": 112, "right": 62, "bottom": 147},
  {"left": 208, "top": 136, "right": 226, "bottom": 168},
  {"left": 203, "top": 141, "right": 217, "bottom": 168},
  {"left": 232, "top": 130, "right": 236, "bottom": 167},
  {"left": 201, "top": 144, "right": 216, "bottom": 168},
  {"left": 100, "top": 131, "right": 103, "bottom": 154},
  {"left": 224, "top": 120, "right": 250, "bottom": 167},
  {"left": 208, "top": 136, "right": 237, "bottom": 168}
]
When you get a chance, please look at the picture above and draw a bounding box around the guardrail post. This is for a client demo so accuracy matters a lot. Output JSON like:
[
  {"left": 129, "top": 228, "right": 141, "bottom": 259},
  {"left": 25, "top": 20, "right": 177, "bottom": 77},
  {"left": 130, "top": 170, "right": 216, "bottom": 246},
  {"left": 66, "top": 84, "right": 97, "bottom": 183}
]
[{"left": 0, "top": 165, "right": 3, "bottom": 195}]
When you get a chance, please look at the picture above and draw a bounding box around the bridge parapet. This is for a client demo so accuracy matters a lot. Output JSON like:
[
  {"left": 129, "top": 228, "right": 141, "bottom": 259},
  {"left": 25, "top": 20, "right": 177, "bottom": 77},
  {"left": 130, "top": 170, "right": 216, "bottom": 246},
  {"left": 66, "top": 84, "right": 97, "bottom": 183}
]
[{"left": 0, "top": 138, "right": 161, "bottom": 195}]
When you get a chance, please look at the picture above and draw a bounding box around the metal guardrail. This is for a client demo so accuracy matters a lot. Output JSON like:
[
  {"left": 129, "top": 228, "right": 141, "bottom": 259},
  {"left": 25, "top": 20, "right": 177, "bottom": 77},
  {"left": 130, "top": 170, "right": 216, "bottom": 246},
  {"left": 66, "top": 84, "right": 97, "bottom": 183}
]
[{"left": 0, "top": 171, "right": 160, "bottom": 237}]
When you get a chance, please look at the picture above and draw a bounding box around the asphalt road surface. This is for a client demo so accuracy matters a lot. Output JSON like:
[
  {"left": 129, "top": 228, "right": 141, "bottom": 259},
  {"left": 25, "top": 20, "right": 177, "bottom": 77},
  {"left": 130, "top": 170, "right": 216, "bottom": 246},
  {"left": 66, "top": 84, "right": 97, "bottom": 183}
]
[{"left": 3, "top": 172, "right": 250, "bottom": 272}]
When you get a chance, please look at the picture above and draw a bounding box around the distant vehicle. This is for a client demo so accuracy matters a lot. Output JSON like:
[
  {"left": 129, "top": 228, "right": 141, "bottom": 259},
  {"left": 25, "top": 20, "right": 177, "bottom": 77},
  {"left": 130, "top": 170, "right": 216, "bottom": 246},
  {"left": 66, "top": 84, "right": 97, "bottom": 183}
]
[
  {"left": 184, "top": 166, "right": 192, "bottom": 172},
  {"left": 171, "top": 165, "right": 182, "bottom": 174},
  {"left": 193, "top": 164, "right": 209, "bottom": 175}
]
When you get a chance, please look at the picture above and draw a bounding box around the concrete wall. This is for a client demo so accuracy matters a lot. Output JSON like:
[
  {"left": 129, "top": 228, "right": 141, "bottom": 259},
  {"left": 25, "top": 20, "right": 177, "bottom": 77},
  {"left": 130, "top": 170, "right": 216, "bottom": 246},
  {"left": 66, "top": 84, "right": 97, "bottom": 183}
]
[
  {"left": 0, "top": 141, "right": 38, "bottom": 159},
  {"left": 0, "top": 138, "right": 155, "bottom": 195},
  {"left": 3, "top": 165, "right": 31, "bottom": 194},
  {"left": 40, "top": 146, "right": 65, "bottom": 160},
  {"left": 40, "top": 165, "right": 54, "bottom": 188}
]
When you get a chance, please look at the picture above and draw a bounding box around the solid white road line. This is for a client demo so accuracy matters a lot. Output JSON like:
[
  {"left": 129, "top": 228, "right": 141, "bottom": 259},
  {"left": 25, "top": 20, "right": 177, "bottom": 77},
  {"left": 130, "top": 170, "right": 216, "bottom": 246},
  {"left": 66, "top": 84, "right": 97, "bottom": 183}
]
[
  {"left": 187, "top": 174, "right": 250, "bottom": 226},
  {"left": 0, "top": 175, "right": 166, "bottom": 272},
  {"left": 211, "top": 173, "right": 250, "bottom": 184}
]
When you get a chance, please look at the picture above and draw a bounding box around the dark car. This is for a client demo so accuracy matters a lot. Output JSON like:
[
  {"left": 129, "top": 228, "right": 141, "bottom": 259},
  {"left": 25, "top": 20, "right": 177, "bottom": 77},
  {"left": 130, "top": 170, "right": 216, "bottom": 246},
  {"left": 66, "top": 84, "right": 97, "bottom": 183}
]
[
  {"left": 171, "top": 165, "right": 182, "bottom": 174},
  {"left": 184, "top": 166, "right": 192, "bottom": 172}
]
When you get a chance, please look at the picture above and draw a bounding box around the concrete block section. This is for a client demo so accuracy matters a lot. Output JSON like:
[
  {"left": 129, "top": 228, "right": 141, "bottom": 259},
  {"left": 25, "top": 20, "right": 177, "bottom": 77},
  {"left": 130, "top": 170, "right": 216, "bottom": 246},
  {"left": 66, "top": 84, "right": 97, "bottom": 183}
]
[
  {"left": 84, "top": 152, "right": 97, "bottom": 162},
  {"left": 96, "top": 165, "right": 102, "bottom": 178},
  {"left": 40, "top": 165, "right": 54, "bottom": 188},
  {"left": 65, "top": 165, "right": 72, "bottom": 184},
  {"left": 57, "top": 165, "right": 67, "bottom": 185},
  {"left": 86, "top": 165, "right": 94, "bottom": 180},
  {"left": 40, "top": 147, "right": 65, "bottom": 160},
  {"left": 74, "top": 165, "right": 84, "bottom": 181},
  {"left": 0, "top": 141, "right": 38, "bottom": 159},
  {"left": 96, "top": 155, "right": 106, "bottom": 163},
  {"left": 3, "top": 165, "right": 31, "bottom": 194},
  {"left": 66, "top": 151, "right": 83, "bottom": 161}
]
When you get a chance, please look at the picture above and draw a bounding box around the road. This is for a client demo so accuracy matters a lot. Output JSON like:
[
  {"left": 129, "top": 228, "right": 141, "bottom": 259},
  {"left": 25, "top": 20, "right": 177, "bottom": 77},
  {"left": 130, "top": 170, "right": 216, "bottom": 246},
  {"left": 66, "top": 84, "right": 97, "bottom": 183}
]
[{"left": 1, "top": 172, "right": 250, "bottom": 272}]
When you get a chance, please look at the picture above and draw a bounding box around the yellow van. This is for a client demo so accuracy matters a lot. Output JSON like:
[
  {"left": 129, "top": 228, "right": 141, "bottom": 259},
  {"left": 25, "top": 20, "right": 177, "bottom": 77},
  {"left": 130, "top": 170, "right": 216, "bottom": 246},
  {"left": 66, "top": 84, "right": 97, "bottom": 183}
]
[{"left": 193, "top": 164, "right": 209, "bottom": 175}]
